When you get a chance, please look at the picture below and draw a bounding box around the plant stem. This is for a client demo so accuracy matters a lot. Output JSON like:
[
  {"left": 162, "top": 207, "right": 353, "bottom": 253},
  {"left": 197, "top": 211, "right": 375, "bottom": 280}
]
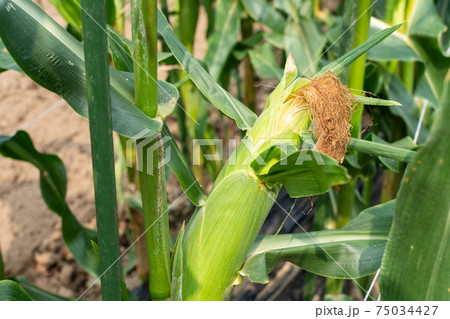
[
  {"left": 401, "top": 62, "right": 414, "bottom": 92},
  {"left": 363, "top": 173, "right": 374, "bottom": 206},
  {"left": 173, "top": 0, "right": 203, "bottom": 181},
  {"left": 80, "top": 0, "right": 121, "bottom": 301},
  {"left": 132, "top": 0, "right": 158, "bottom": 118},
  {"left": 131, "top": 0, "right": 171, "bottom": 300},
  {"left": 114, "top": 0, "right": 125, "bottom": 34},
  {"left": 138, "top": 135, "right": 171, "bottom": 300},
  {"left": 337, "top": 0, "right": 372, "bottom": 228},
  {"left": 241, "top": 18, "right": 255, "bottom": 112},
  {"left": 348, "top": 0, "right": 372, "bottom": 138}
]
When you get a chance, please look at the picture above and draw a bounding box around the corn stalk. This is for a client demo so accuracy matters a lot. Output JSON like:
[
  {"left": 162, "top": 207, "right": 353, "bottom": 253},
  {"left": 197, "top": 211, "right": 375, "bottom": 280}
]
[
  {"left": 131, "top": 0, "right": 171, "bottom": 300},
  {"left": 80, "top": 0, "right": 121, "bottom": 300}
]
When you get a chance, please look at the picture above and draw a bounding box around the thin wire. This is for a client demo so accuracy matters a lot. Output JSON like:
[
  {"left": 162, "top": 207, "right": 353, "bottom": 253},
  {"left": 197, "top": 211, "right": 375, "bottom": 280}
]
[
  {"left": 364, "top": 268, "right": 380, "bottom": 301},
  {"left": 76, "top": 178, "right": 200, "bottom": 300},
  {"left": 414, "top": 100, "right": 428, "bottom": 144},
  {"left": 10, "top": 99, "right": 65, "bottom": 136}
]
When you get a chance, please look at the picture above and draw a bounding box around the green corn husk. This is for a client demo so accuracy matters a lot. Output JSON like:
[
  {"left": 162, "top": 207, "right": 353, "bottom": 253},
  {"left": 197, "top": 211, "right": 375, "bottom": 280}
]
[{"left": 177, "top": 56, "right": 340, "bottom": 300}]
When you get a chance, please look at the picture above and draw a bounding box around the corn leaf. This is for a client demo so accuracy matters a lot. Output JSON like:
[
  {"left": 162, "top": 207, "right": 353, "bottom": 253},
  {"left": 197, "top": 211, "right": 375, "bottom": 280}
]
[
  {"left": 240, "top": 0, "right": 286, "bottom": 33},
  {"left": 0, "top": 40, "right": 22, "bottom": 73},
  {"left": 0, "top": 131, "right": 99, "bottom": 277},
  {"left": 48, "top": 0, "right": 116, "bottom": 36},
  {"left": 157, "top": 8, "right": 257, "bottom": 130},
  {"left": 0, "top": 0, "right": 163, "bottom": 138},
  {"left": 248, "top": 43, "right": 283, "bottom": 80},
  {"left": 273, "top": 0, "right": 314, "bottom": 19},
  {"left": 369, "top": 134, "right": 417, "bottom": 173},
  {"left": 241, "top": 200, "right": 395, "bottom": 283},
  {"left": 354, "top": 95, "right": 402, "bottom": 106},
  {"left": 367, "top": 18, "right": 420, "bottom": 62},
  {"left": 436, "top": 0, "right": 450, "bottom": 56},
  {"left": 0, "top": 280, "right": 32, "bottom": 301},
  {"left": 316, "top": 23, "right": 403, "bottom": 77},
  {"left": 13, "top": 277, "right": 72, "bottom": 301},
  {"left": 204, "top": 0, "right": 241, "bottom": 80},
  {"left": 107, "top": 26, "right": 133, "bottom": 73},
  {"left": 380, "top": 72, "right": 450, "bottom": 301},
  {"left": 48, "top": 0, "right": 83, "bottom": 35},
  {"left": 252, "top": 148, "right": 350, "bottom": 198},
  {"left": 107, "top": 26, "right": 173, "bottom": 73},
  {"left": 407, "top": 0, "right": 450, "bottom": 99},
  {"left": 381, "top": 68, "right": 429, "bottom": 144},
  {"left": 162, "top": 123, "right": 207, "bottom": 206},
  {"left": 284, "top": 17, "right": 326, "bottom": 77}
]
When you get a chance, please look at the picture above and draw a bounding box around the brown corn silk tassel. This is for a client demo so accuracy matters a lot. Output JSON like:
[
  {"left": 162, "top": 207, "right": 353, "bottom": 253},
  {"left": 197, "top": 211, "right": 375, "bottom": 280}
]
[{"left": 286, "top": 72, "right": 356, "bottom": 162}]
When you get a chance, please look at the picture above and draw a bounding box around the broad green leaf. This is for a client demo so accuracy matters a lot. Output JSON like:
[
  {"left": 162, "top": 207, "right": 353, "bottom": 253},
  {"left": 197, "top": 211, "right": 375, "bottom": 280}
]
[
  {"left": 407, "top": 0, "right": 446, "bottom": 39},
  {"left": 407, "top": 0, "right": 450, "bottom": 99},
  {"left": 48, "top": 0, "right": 116, "bottom": 36},
  {"left": 0, "top": 51, "right": 22, "bottom": 73},
  {"left": 437, "top": 0, "right": 450, "bottom": 56},
  {"left": 0, "top": 280, "right": 32, "bottom": 301},
  {"left": 380, "top": 72, "right": 450, "bottom": 301},
  {"left": 252, "top": 148, "right": 350, "bottom": 198},
  {"left": 348, "top": 137, "right": 417, "bottom": 163},
  {"left": 316, "top": 24, "right": 403, "bottom": 77},
  {"left": 240, "top": 201, "right": 395, "bottom": 283},
  {"left": 49, "top": 0, "right": 83, "bottom": 35},
  {"left": 204, "top": 0, "right": 241, "bottom": 80},
  {"left": 367, "top": 18, "right": 420, "bottom": 62},
  {"left": 415, "top": 76, "right": 440, "bottom": 110},
  {"left": 248, "top": 43, "right": 283, "bottom": 80},
  {"left": 0, "top": 0, "right": 162, "bottom": 138},
  {"left": 240, "top": 0, "right": 286, "bottom": 33},
  {"left": 0, "top": 40, "right": 22, "bottom": 73},
  {"left": 201, "top": 0, "right": 215, "bottom": 37},
  {"left": 273, "top": 0, "right": 314, "bottom": 19},
  {"left": 157, "top": 8, "right": 257, "bottom": 130},
  {"left": 107, "top": 26, "right": 133, "bottom": 73},
  {"left": 161, "top": 123, "right": 207, "bottom": 206},
  {"left": 380, "top": 67, "right": 429, "bottom": 143},
  {"left": 284, "top": 17, "right": 326, "bottom": 77},
  {"left": 0, "top": 131, "right": 99, "bottom": 277},
  {"left": 14, "top": 277, "right": 72, "bottom": 301},
  {"left": 107, "top": 26, "right": 173, "bottom": 71},
  {"left": 338, "top": 0, "right": 359, "bottom": 59},
  {"left": 264, "top": 31, "right": 285, "bottom": 49}
]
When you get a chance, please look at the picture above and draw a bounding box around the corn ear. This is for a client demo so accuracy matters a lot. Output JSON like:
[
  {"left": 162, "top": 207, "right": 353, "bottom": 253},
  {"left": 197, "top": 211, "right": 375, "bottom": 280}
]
[
  {"left": 181, "top": 171, "right": 278, "bottom": 300},
  {"left": 178, "top": 58, "right": 351, "bottom": 300}
]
